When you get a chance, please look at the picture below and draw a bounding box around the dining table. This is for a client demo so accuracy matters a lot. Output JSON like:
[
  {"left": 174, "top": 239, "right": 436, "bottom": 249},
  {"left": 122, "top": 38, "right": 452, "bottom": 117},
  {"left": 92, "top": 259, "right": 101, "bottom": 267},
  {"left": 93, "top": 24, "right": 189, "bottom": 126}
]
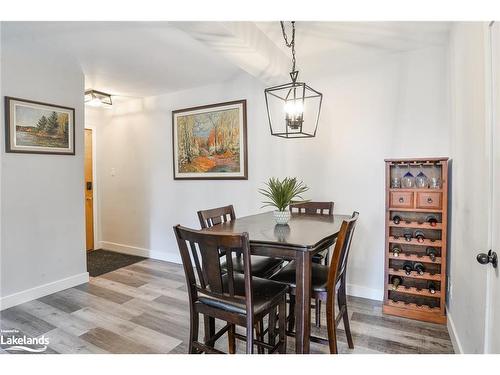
[{"left": 203, "top": 210, "right": 349, "bottom": 354}]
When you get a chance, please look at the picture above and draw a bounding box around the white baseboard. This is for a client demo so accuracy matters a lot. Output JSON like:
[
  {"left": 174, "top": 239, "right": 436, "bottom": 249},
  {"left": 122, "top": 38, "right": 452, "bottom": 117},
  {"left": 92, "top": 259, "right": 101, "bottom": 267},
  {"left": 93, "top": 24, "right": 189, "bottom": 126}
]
[
  {"left": 347, "top": 283, "right": 384, "bottom": 301},
  {"left": 100, "top": 241, "right": 182, "bottom": 264},
  {"left": 446, "top": 307, "right": 464, "bottom": 354},
  {"left": 0, "top": 272, "right": 89, "bottom": 311}
]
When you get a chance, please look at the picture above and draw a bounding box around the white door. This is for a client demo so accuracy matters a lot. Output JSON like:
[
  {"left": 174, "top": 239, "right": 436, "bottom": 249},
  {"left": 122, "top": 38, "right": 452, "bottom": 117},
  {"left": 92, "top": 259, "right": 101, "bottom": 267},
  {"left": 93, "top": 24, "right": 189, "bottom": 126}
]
[{"left": 486, "top": 21, "right": 500, "bottom": 353}]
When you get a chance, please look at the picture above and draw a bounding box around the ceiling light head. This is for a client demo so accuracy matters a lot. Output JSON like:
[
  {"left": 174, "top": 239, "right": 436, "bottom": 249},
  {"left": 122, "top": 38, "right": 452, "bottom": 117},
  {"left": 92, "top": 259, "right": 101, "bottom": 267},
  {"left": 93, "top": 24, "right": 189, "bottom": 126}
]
[
  {"left": 264, "top": 21, "right": 323, "bottom": 138},
  {"left": 85, "top": 89, "right": 113, "bottom": 107}
]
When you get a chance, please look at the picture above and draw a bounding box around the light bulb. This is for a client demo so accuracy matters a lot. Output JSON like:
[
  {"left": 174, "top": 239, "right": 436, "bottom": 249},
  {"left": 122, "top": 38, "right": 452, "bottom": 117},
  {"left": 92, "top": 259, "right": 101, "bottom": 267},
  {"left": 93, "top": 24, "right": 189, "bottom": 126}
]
[
  {"left": 284, "top": 100, "right": 304, "bottom": 116},
  {"left": 87, "top": 98, "right": 103, "bottom": 107}
]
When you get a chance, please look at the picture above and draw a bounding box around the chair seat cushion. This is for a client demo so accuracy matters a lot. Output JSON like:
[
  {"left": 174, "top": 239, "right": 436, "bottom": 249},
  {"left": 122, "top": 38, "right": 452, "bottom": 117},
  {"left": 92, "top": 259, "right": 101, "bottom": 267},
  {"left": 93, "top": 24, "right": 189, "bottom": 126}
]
[
  {"left": 198, "top": 273, "right": 288, "bottom": 315},
  {"left": 270, "top": 261, "right": 330, "bottom": 292},
  {"left": 312, "top": 249, "right": 328, "bottom": 263},
  {"left": 222, "top": 255, "right": 283, "bottom": 278}
]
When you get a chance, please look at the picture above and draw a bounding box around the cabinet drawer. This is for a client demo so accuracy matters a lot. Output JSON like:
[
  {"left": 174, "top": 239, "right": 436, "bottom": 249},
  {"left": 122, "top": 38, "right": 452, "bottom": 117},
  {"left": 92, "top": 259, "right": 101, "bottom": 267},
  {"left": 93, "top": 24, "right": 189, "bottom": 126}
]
[
  {"left": 416, "top": 192, "right": 442, "bottom": 209},
  {"left": 390, "top": 191, "right": 414, "bottom": 208}
]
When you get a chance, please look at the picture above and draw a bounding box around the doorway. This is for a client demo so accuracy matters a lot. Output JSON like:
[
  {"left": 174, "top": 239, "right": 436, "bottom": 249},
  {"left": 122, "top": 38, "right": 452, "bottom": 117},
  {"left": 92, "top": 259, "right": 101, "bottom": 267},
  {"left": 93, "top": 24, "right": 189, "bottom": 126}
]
[{"left": 84, "top": 128, "right": 94, "bottom": 251}]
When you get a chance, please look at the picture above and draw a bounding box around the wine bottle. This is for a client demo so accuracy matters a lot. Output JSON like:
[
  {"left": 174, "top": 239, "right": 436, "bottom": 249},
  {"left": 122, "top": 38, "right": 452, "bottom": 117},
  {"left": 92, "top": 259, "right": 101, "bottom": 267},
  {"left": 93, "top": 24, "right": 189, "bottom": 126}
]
[
  {"left": 391, "top": 276, "right": 403, "bottom": 290},
  {"left": 426, "top": 247, "right": 438, "bottom": 262},
  {"left": 403, "top": 261, "right": 413, "bottom": 275},
  {"left": 414, "top": 230, "right": 425, "bottom": 243},
  {"left": 392, "top": 245, "right": 402, "bottom": 257},
  {"left": 428, "top": 281, "right": 437, "bottom": 294},
  {"left": 414, "top": 262, "right": 425, "bottom": 275},
  {"left": 403, "top": 230, "right": 412, "bottom": 242},
  {"left": 393, "top": 215, "right": 402, "bottom": 225},
  {"left": 426, "top": 215, "right": 438, "bottom": 227}
]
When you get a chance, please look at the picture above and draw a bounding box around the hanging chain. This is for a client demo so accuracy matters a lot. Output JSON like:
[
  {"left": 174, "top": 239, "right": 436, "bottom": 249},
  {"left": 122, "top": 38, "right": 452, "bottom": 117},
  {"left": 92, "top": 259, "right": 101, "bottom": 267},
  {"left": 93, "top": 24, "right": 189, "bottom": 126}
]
[{"left": 280, "top": 21, "right": 296, "bottom": 72}]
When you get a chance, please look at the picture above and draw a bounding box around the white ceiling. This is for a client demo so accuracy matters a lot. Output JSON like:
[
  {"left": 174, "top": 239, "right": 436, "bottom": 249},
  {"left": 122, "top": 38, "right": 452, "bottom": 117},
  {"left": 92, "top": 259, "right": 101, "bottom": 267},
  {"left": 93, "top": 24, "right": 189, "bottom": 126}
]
[
  {"left": 256, "top": 22, "right": 450, "bottom": 58},
  {"left": 1, "top": 21, "right": 451, "bottom": 98},
  {"left": 1, "top": 22, "right": 241, "bottom": 97}
]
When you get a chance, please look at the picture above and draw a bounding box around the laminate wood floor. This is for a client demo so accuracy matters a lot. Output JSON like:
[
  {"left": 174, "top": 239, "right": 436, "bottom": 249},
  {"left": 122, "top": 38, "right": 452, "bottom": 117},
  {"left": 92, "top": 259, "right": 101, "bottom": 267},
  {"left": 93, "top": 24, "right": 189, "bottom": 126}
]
[{"left": 0, "top": 259, "right": 454, "bottom": 354}]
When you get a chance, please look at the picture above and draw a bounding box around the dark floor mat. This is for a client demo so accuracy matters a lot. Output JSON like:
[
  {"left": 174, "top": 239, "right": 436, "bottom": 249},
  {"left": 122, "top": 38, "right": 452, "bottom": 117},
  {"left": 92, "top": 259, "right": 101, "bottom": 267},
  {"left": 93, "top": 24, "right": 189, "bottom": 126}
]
[{"left": 87, "top": 249, "right": 146, "bottom": 277}]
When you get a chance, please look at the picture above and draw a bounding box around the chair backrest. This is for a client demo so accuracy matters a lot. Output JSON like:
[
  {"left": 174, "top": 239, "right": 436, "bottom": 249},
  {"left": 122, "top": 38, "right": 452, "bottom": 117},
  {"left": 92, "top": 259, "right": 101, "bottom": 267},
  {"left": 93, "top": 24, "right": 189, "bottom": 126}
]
[
  {"left": 327, "top": 211, "right": 359, "bottom": 289},
  {"left": 173, "top": 225, "right": 254, "bottom": 315},
  {"left": 198, "top": 205, "right": 236, "bottom": 229},
  {"left": 289, "top": 201, "right": 334, "bottom": 216}
]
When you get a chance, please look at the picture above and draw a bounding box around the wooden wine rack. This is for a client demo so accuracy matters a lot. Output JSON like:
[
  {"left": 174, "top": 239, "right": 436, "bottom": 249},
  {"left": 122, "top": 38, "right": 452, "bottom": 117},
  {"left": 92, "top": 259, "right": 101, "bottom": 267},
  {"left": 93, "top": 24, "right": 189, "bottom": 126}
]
[{"left": 383, "top": 157, "right": 449, "bottom": 324}]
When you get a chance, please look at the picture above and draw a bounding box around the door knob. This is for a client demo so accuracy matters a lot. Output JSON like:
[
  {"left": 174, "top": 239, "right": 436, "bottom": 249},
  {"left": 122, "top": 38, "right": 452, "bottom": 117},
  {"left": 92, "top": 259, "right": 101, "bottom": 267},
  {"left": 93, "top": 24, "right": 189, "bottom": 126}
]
[{"left": 476, "top": 250, "right": 498, "bottom": 268}]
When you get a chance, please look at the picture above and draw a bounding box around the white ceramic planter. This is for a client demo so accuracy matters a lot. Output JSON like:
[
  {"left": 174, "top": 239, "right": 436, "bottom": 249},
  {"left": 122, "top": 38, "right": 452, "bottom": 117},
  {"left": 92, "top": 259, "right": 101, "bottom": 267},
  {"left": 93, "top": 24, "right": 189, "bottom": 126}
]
[{"left": 273, "top": 210, "right": 291, "bottom": 225}]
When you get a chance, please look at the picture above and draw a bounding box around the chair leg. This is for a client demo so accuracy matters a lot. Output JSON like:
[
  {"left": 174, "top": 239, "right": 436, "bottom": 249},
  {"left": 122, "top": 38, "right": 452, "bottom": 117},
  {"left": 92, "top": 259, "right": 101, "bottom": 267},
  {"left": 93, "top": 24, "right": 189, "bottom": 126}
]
[
  {"left": 278, "top": 296, "right": 287, "bottom": 354},
  {"left": 204, "top": 316, "right": 215, "bottom": 346},
  {"left": 256, "top": 320, "right": 264, "bottom": 354},
  {"left": 338, "top": 281, "right": 354, "bottom": 349},
  {"left": 315, "top": 298, "right": 321, "bottom": 327},
  {"left": 189, "top": 311, "right": 199, "bottom": 354},
  {"left": 246, "top": 319, "right": 254, "bottom": 354},
  {"left": 288, "top": 294, "right": 295, "bottom": 332},
  {"left": 228, "top": 324, "right": 236, "bottom": 354},
  {"left": 326, "top": 294, "right": 338, "bottom": 354},
  {"left": 268, "top": 307, "right": 277, "bottom": 351}
]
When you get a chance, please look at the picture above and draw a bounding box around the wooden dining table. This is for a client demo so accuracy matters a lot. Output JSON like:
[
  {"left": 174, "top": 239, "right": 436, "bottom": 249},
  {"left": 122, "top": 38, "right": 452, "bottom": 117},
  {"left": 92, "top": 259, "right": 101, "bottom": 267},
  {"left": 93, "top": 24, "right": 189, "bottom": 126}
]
[{"left": 203, "top": 210, "right": 349, "bottom": 354}]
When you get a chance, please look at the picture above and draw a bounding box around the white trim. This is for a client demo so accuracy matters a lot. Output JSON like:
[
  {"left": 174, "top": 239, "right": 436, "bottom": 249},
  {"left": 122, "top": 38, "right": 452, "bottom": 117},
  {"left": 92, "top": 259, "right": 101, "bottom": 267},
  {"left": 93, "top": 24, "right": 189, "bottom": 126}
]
[
  {"left": 0, "top": 272, "right": 89, "bottom": 311},
  {"left": 100, "top": 241, "right": 182, "bottom": 264},
  {"left": 347, "top": 283, "right": 384, "bottom": 301},
  {"left": 446, "top": 307, "right": 464, "bottom": 354},
  {"left": 483, "top": 21, "right": 495, "bottom": 354}
]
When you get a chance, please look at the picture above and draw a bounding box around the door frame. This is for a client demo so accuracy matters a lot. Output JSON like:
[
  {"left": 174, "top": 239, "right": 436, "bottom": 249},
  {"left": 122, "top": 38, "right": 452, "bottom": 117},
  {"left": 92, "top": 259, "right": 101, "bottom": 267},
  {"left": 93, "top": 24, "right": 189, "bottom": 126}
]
[
  {"left": 84, "top": 124, "right": 100, "bottom": 250},
  {"left": 484, "top": 20, "right": 499, "bottom": 354}
]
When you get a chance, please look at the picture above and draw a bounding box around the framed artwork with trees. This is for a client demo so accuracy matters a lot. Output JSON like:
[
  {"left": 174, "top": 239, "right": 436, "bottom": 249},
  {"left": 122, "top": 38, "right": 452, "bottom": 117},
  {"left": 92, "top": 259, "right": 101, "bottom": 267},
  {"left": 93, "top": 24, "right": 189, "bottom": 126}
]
[
  {"left": 172, "top": 99, "right": 248, "bottom": 180},
  {"left": 4, "top": 97, "right": 75, "bottom": 155}
]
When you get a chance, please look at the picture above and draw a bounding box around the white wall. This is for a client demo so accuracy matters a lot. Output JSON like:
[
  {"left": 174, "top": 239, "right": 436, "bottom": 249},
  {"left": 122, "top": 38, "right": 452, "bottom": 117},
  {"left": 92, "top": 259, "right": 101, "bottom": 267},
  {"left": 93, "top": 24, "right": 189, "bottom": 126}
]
[
  {"left": 93, "top": 74, "right": 297, "bottom": 262},
  {"left": 94, "top": 45, "right": 450, "bottom": 301},
  {"left": 295, "top": 45, "right": 451, "bottom": 299},
  {"left": 446, "top": 22, "right": 490, "bottom": 354},
  {"left": 0, "top": 24, "right": 88, "bottom": 309}
]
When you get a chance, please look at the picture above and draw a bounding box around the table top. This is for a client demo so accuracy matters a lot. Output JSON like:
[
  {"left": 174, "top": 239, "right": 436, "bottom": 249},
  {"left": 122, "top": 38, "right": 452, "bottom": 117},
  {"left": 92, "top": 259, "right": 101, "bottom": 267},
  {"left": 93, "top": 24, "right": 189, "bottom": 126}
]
[{"left": 203, "top": 211, "right": 350, "bottom": 250}]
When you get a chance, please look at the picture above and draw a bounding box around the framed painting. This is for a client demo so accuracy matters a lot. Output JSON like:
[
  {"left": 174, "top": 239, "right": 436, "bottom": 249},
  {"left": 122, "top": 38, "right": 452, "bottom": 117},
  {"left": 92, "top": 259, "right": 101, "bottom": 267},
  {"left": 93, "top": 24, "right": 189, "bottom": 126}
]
[
  {"left": 4, "top": 96, "right": 75, "bottom": 155},
  {"left": 172, "top": 99, "right": 248, "bottom": 180}
]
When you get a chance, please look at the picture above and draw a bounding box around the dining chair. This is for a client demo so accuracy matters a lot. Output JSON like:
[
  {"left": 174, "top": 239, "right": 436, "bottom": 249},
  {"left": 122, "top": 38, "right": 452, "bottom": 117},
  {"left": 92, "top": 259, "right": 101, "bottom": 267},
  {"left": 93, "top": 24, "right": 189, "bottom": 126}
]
[
  {"left": 173, "top": 225, "right": 287, "bottom": 354},
  {"left": 198, "top": 205, "right": 284, "bottom": 278},
  {"left": 289, "top": 201, "right": 334, "bottom": 265},
  {"left": 289, "top": 201, "right": 334, "bottom": 327},
  {"left": 270, "top": 211, "right": 359, "bottom": 354}
]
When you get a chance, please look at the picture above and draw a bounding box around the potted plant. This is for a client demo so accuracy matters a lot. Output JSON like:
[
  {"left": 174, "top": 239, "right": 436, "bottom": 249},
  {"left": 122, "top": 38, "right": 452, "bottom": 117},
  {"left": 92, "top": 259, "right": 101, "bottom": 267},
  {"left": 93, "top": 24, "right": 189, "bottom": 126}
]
[{"left": 259, "top": 177, "right": 309, "bottom": 225}]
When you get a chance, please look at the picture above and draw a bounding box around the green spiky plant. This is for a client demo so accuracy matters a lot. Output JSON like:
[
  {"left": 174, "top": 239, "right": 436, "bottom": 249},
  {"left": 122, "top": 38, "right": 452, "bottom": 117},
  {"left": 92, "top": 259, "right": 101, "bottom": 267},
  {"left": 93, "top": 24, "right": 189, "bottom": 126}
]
[{"left": 259, "top": 177, "right": 309, "bottom": 212}]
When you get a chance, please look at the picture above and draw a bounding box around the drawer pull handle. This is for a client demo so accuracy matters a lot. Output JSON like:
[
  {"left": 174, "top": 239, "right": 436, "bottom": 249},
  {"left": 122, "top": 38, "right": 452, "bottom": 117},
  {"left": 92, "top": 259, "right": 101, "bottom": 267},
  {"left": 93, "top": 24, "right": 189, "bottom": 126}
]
[
  {"left": 427, "top": 197, "right": 433, "bottom": 203},
  {"left": 399, "top": 197, "right": 404, "bottom": 203}
]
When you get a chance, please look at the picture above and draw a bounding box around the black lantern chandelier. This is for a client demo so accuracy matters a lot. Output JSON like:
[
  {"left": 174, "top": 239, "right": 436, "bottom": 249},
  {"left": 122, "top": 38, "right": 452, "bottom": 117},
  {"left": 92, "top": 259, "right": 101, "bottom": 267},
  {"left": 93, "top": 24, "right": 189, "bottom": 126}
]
[{"left": 265, "top": 21, "right": 323, "bottom": 138}]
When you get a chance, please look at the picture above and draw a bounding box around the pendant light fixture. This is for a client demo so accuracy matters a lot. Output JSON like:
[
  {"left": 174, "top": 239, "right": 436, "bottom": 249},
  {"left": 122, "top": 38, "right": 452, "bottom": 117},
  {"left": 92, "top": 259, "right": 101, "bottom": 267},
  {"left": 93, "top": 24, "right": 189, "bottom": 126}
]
[{"left": 265, "top": 21, "right": 323, "bottom": 138}]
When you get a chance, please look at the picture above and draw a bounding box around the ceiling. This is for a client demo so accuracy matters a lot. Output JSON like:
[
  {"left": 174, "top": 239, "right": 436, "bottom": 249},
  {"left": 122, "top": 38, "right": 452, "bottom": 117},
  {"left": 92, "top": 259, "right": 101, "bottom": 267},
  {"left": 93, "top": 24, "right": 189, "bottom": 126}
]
[
  {"left": 1, "top": 22, "right": 241, "bottom": 97},
  {"left": 1, "top": 21, "right": 451, "bottom": 98},
  {"left": 256, "top": 22, "right": 450, "bottom": 58}
]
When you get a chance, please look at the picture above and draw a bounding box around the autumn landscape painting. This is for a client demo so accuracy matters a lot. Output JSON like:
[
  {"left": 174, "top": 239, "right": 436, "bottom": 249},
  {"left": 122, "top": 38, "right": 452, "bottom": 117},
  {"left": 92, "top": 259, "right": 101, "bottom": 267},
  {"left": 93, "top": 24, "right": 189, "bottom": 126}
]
[
  {"left": 173, "top": 100, "right": 247, "bottom": 179},
  {"left": 5, "top": 97, "right": 75, "bottom": 154}
]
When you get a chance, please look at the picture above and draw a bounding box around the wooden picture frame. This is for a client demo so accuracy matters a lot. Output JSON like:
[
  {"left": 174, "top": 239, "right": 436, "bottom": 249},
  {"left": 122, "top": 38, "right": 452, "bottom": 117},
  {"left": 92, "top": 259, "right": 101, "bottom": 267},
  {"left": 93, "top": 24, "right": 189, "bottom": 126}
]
[
  {"left": 4, "top": 96, "right": 75, "bottom": 155},
  {"left": 172, "top": 99, "right": 248, "bottom": 180}
]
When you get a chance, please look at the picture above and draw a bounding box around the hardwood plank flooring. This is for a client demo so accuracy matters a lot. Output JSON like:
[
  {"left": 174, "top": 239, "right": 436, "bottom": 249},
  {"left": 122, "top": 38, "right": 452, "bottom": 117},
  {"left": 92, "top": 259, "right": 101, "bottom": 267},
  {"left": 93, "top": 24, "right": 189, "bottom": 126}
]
[{"left": 0, "top": 258, "right": 454, "bottom": 354}]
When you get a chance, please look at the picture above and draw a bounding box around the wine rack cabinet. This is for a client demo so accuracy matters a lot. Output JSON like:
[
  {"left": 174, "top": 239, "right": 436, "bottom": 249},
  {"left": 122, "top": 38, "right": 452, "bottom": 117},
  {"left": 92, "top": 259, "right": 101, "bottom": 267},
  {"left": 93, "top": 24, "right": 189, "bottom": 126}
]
[{"left": 383, "top": 157, "right": 449, "bottom": 324}]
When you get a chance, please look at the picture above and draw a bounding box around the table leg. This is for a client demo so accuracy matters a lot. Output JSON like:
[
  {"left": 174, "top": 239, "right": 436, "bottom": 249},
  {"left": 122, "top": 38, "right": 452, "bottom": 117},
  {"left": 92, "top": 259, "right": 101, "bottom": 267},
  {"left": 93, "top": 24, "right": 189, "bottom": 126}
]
[{"left": 294, "top": 251, "right": 312, "bottom": 354}]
